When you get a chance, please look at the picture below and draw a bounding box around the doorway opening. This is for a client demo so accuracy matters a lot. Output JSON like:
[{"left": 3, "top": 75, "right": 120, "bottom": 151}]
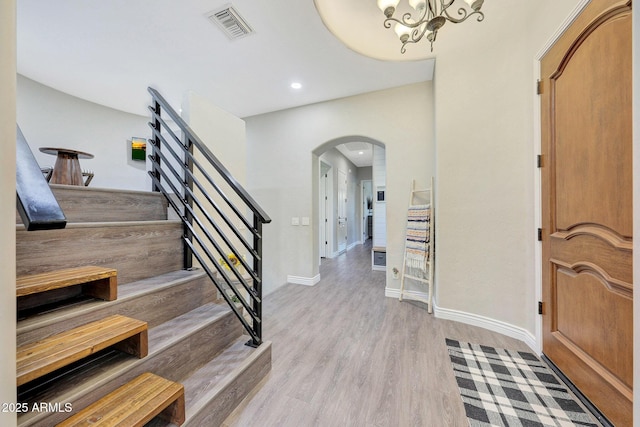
[{"left": 312, "top": 136, "right": 386, "bottom": 272}]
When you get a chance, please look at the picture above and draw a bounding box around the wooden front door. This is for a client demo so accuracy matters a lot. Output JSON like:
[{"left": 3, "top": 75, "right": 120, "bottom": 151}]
[{"left": 540, "top": 1, "right": 633, "bottom": 425}]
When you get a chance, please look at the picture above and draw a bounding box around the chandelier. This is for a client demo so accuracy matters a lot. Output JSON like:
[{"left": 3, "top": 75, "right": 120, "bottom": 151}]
[{"left": 377, "top": 0, "right": 485, "bottom": 53}]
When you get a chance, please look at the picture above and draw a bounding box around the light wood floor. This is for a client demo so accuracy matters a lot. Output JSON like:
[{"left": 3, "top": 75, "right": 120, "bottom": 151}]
[{"left": 223, "top": 241, "right": 532, "bottom": 427}]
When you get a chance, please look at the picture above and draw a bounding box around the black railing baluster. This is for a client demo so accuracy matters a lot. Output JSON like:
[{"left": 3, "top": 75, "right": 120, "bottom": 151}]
[
  {"left": 249, "top": 215, "right": 263, "bottom": 347},
  {"left": 183, "top": 136, "right": 194, "bottom": 270},
  {"left": 147, "top": 133, "right": 261, "bottom": 286},
  {"left": 151, "top": 101, "right": 162, "bottom": 193},
  {"left": 146, "top": 87, "right": 270, "bottom": 347}
]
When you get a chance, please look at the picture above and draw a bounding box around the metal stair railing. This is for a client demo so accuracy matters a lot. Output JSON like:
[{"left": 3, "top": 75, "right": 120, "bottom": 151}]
[
  {"left": 15, "top": 124, "right": 67, "bottom": 231},
  {"left": 147, "top": 87, "right": 270, "bottom": 347}
]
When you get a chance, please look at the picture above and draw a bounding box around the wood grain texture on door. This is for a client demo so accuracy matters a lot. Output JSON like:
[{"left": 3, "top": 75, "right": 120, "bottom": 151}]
[{"left": 540, "top": 1, "right": 632, "bottom": 425}]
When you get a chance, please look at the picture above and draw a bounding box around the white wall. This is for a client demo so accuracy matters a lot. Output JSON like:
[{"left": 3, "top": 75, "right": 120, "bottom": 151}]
[
  {"left": 181, "top": 91, "right": 248, "bottom": 268},
  {"left": 245, "top": 81, "right": 434, "bottom": 296},
  {"left": 17, "top": 75, "right": 150, "bottom": 191},
  {"left": 1, "top": 1, "right": 17, "bottom": 425},
  {"left": 433, "top": 0, "right": 584, "bottom": 343},
  {"left": 357, "top": 166, "right": 372, "bottom": 182},
  {"left": 182, "top": 91, "right": 246, "bottom": 185}
]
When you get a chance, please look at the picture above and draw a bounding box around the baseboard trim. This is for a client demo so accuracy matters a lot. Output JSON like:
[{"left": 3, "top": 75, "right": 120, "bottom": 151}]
[
  {"left": 385, "top": 292, "right": 538, "bottom": 352},
  {"left": 384, "top": 287, "right": 428, "bottom": 300},
  {"left": 433, "top": 304, "right": 537, "bottom": 352},
  {"left": 287, "top": 274, "right": 321, "bottom": 287}
]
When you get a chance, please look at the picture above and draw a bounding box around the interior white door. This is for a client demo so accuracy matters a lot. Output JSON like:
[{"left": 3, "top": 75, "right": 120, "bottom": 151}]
[
  {"left": 337, "top": 169, "right": 347, "bottom": 253},
  {"left": 320, "top": 171, "right": 327, "bottom": 259}
]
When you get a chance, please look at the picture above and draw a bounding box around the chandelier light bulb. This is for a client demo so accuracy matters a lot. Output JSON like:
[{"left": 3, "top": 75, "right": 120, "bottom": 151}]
[
  {"left": 426, "top": 30, "right": 435, "bottom": 42},
  {"left": 464, "top": 0, "right": 484, "bottom": 11},
  {"left": 394, "top": 22, "right": 412, "bottom": 42},
  {"left": 377, "top": 0, "right": 400, "bottom": 17}
]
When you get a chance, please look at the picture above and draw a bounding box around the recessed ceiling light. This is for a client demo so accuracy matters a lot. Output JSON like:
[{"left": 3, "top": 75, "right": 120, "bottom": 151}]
[
  {"left": 358, "top": 151, "right": 364, "bottom": 155},
  {"left": 291, "top": 82, "right": 302, "bottom": 89}
]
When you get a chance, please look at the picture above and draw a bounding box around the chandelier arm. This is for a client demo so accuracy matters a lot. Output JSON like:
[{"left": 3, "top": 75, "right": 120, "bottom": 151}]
[
  {"left": 409, "top": 23, "right": 430, "bottom": 44},
  {"left": 402, "top": 31, "right": 435, "bottom": 53},
  {"left": 427, "top": 0, "right": 435, "bottom": 16},
  {"left": 383, "top": 17, "right": 393, "bottom": 29},
  {"left": 428, "top": 0, "right": 453, "bottom": 17},
  {"left": 383, "top": 14, "right": 428, "bottom": 30},
  {"left": 443, "top": 8, "right": 484, "bottom": 24},
  {"left": 400, "top": 12, "right": 420, "bottom": 26},
  {"left": 400, "top": 37, "right": 419, "bottom": 54},
  {"left": 438, "top": 0, "right": 457, "bottom": 18}
]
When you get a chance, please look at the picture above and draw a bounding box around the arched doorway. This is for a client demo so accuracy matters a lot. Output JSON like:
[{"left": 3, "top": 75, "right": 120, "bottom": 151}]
[{"left": 312, "top": 136, "right": 386, "bottom": 275}]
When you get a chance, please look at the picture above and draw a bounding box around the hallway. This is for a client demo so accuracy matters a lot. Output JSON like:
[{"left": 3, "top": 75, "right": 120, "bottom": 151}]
[{"left": 223, "top": 242, "right": 531, "bottom": 426}]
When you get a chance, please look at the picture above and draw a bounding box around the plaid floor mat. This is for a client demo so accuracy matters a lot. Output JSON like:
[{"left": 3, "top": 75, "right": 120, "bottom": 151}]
[{"left": 446, "top": 339, "right": 599, "bottom": 427}]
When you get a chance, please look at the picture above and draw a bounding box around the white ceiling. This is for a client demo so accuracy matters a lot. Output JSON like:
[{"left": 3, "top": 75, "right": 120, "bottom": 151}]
[
  {"left": 17, "top": 1, "right": 504, "bottom": 167},
  {"left": 336, "top": 142, "right": 374, "bottom": 168},
  {"left": 16, "top": 0, "right": 436, "bottom": 121}
]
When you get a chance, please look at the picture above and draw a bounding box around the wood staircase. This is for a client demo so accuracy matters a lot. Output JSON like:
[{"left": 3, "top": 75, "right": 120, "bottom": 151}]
[{"left": 15, "top": 184, "right": 271, "bottom": 427}]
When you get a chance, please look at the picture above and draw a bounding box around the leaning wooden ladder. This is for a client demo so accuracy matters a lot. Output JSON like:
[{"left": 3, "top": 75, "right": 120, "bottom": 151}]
[{"left": 399, "top": 177, "right": 434, "bottom": 313}]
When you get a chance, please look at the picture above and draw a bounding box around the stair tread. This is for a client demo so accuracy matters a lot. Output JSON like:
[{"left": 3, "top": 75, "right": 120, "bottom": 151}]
[
  {"left": 17, "top": 266, "right": 117, "bottom": 299},
  {"left": 57, "top": 372, "right": 184, "bottom": 427},
  {"left": 17, "top": 269, "right": 207, "bottom": 341},
  {"left": 17, "top": 315, "right": 148, "bottom": 387}
]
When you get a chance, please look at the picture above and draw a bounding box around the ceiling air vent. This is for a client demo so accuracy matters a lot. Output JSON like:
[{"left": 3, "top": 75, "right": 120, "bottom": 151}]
[{"left": 205, "top": 5, "right": 254, "bottom": 40}]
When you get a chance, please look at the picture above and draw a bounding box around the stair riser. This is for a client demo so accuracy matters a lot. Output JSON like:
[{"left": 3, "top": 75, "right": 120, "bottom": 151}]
[
  {"left": 185, "top": 343, "right": 272, "bottom": 427},
  {"left": 19, "top": 310, "right": 243, "bottom": 427},
  {"left": 16, "top": 222, "right": 183, "bottom": 284},
  {"left": 16, "top": 185, "right": 168, "bottom": 224},
  {"left": 151, "top": 313, "right": 244, "bottom": 382},
  {"left": 18, "top": 274, "right": 216, "bottom": 347},
  {"left": 18, "top": 287, "right": 82, "bottom": 313}
]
